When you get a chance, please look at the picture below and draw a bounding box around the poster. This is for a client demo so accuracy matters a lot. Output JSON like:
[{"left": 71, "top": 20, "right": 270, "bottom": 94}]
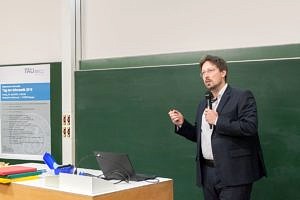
[{"left": 0, "top": 64, "right": 51, "bottom": 160}]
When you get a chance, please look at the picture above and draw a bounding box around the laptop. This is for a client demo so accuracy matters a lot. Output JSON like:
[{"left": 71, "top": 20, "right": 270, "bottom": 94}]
[{"left": 94, "top": 151, "right": 156, "bottom": 182}]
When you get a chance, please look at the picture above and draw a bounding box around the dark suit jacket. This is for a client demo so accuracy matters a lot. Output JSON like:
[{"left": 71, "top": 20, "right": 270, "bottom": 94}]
[{"left": 176, "top": 85, "right": 266, "bottom": 187}]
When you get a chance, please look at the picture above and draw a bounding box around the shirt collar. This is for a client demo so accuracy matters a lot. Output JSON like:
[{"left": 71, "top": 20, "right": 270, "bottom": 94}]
[{"left": 217, "top": 83, "right": 228, "bottom": 100}]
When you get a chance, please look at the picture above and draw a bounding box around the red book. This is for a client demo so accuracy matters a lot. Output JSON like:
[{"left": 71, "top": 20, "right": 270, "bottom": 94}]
[{"left": 0, "top": 166, "right": 37, "bottom": 176}]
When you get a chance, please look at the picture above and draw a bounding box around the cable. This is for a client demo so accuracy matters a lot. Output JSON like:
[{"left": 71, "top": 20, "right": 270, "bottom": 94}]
[
  {"left": 145, "top": 178, "right": 160, "bottom": 184},
  {"left": 108, "top": 170, "right": 130, "bottom": 184},
  {"left": 74, "top": 153, "right": 95, "bottom": 175}
]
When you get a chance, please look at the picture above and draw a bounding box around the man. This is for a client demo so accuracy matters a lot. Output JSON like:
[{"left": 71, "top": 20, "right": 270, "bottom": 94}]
[{"left": 168, "top": 55, "right": 266, "bottom": 200}]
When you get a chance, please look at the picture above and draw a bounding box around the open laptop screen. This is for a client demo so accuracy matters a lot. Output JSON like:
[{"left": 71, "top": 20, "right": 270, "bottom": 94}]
[
  {"left": 94, "top": 151, "right": 134, "bottom": 180},
  {"left": 94, "top": 151, "right": 156, "bottom": 181}
]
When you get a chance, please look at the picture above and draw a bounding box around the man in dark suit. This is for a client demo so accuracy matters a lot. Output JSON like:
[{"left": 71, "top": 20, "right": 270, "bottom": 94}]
[{"left": 168, "top": 55, "right": 266, "bottom": 200}]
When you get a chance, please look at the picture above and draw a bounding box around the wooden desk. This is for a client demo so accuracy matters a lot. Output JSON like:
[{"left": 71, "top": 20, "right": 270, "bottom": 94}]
[{"left": 0, "top": 164, "right": 173, "bottom": 200}]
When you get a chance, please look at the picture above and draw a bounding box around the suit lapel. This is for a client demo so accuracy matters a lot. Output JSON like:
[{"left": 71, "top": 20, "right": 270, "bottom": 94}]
[
  {"left": 196, "top": 100, "right": 206, "bottom": 159},
  {"left": 216, "top": 85, "right": 231, "bottom": 114}
]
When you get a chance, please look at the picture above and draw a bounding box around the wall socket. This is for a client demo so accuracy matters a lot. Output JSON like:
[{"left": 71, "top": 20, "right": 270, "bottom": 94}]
[{"left": 62, "top": 113, "right": 71, "bottom": 138}]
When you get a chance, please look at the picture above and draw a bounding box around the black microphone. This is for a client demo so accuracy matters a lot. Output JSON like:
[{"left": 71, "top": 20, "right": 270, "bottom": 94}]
[{"left": 205, "top": 91, "right": 213, "bottom": 129}]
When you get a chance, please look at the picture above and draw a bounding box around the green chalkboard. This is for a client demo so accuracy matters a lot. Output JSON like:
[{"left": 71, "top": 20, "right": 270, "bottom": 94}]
[{"left": 75, "top": 57, "right": 300, "bottom": 200}]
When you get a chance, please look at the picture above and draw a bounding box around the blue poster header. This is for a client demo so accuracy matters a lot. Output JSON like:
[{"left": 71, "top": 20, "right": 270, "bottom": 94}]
[{"left": 1, "top": 83, "right": 50, "bottom": 101}]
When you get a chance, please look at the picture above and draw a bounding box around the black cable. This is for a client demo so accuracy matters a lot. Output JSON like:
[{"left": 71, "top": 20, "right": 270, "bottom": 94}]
[
  {"left": 109, "top": 170, "right": 129, "bottom": 184},
  {"left": 74, "top": 153, "right": 95, "bottom": 175},
  {"left": 145, "top": 178, "right": 160, "bottom": 184}
]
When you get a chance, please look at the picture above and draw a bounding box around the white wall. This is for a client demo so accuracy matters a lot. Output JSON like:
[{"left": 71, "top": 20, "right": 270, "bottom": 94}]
[
  {"left": 1, "top": 0, "right": 300, "bottom": 67},
  {"left": 0, "top": 0, "right": 62, "bottom": 65},
  {"left": 81, "top": 0, "right": 300, "bottom": 59}
]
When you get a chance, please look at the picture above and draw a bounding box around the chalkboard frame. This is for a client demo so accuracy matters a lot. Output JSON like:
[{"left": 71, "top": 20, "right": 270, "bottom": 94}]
[{"left": 76, "top": 44, "right": 300, "bottom": 200}]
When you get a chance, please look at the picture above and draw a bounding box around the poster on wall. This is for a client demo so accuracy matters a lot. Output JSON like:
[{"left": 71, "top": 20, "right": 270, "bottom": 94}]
[{"left": 0, "top": 64, "right": 51, "bottom": 160}]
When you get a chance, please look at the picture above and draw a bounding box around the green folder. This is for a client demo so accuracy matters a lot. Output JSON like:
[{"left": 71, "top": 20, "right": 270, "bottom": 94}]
[{"left": 5, "top": 169, "right": 45, "bottom": 179}]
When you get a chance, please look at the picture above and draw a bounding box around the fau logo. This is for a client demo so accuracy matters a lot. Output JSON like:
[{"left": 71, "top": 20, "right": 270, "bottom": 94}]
[{"left": 25, "top": 68, "right": 35, "bottom": 74}]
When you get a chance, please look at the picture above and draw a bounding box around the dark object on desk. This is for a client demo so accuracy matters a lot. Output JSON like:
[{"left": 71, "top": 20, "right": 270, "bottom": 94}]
[
  {"left": 43, "top": 152, "right": 74, "bottom": 174},
  {"left": 94, "top": 151, "right": 156, "bottom": 182}
]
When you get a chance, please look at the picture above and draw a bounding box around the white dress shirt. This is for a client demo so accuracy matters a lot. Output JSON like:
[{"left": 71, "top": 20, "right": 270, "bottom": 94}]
[{"left": 201, "top": 84, "right": 228, "bottom": 160}]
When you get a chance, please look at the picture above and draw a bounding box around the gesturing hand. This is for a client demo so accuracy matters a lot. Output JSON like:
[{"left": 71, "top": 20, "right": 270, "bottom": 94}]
[{"left": 168, "top": 109, "right": 184, "bottom": 126}]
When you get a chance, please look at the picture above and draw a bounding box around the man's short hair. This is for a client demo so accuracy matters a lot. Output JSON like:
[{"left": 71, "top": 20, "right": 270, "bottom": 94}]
[{"left": 199, "top": 55, "right": 228, "bottom": 81}]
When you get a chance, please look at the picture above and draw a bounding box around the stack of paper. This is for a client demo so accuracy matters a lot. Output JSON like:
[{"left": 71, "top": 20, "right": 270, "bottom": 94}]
[{"left": 0, "top": 166, "right": 42, "bottom": 184}]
